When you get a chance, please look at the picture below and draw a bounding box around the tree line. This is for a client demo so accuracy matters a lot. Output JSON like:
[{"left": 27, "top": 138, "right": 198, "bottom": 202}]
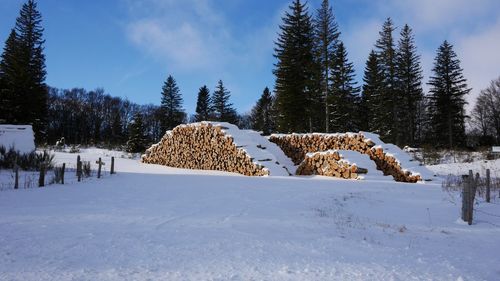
[
  {"left": 247, "top": 0, "right": 499, "bottom": 149},
  {"left": 1, "top": 0, "right": 499, "bottom": 152}
]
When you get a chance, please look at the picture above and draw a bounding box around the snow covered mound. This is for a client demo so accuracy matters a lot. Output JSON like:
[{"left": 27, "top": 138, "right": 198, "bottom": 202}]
[
  {"left": 142, "top": 122, "right": 294, "bottom": 177},
  {"left": 270, "top": 132, "right": 435, "bottom": 182},
  {"left": 0, "top": 124, "right": 35, "bottom": 154}
]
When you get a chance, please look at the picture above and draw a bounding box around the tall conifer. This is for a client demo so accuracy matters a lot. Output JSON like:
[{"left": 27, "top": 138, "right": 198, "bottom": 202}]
[
  {"left": 250, "top": 87, "right": 274, "bottom": 135},
  {"left": 160, "top": 75, "right": 185, "bottom": 132},
  {"left": 195, "top": 85, "right": 212, "bottom": 122},
  {"left": 0, "top": 0, "right": 47, "bottom": 142},
  {"left": 212, "top": 80, "right": 238, "bottom": 124},
  {"left": 395, "top": 24, "right": 424, "bottom": 146},
  {"left": 427, "top": 41, "right": 470, "bottom": 148},
  {"left": 361, "top": 51, "right": 384, "bottom": 133},
  {"left": 328, "top": 42, "right": 360, "bottom": 132},
  {"left": 274, "top": 0, "right": 317, "bottom": 133},
  {"left": 313, "top": 0, "right": 340, "bottom": 132},
  {"left": 374, "top": 18, "right": 397, "bottom": 143}
]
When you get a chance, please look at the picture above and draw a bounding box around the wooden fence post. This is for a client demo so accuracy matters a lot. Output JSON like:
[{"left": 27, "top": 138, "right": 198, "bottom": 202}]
[
  {"left": 38, "top": 164, "right": 45, "bottom": 187},
  {"left": 61, "top": 163, "right": 66, "bottom": 185},
  {"left": 77, "top": 155, "right": 82, "bottom": 182},
  {"left": 486, "top": 169, "right": 490, "bottom": 203},
  {"left": 97, "top": 158, "right": 102, "bottom": 179},
  {"left": 461, "top": 174, "right": 469, "bottom": 223},
  {"left": 14, "top": 165, "right": 19, "bottom": 190},
  {"left": 461, "top": 170, "right": 476, "bottom": 225},
  {"left": 467, "top": 170, "right": 475, "bottom": 225},
  {"left": 111, "top": 157, "right": 115, "bottom": 175}
]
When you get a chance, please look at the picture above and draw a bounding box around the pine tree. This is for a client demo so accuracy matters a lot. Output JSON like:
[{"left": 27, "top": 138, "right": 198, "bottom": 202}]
[
  {"left": 374, "top": 18, "right": 397, "bottom": 143},
  {"left": 250, "top": 87, "right": 274, "bottom": 135},
  {"left": 0, "top": 0, "right": 47, "bottom": 142},
  {"left": 160, "top": 75, "right": 185, "bottom": 132},
  {"left": 274, "top": 0, "right": 318, "bottom": 133},
  {"left": 0, "top": 30, "right": 18, "bottom": 123},
  {"left": 195, "top": 85, "right": 212, "bottom": 122},
  {"left": 395, "top": 24, "right": 424, "bottom": 146},
  {"left": 314, "top": 0, "right": 340, "bottom": 132},
  {"left": 328, "top": 41, "right": 360, "bottom": 132},
  {"left": 427, "top": 40, "right": 471, "bottom": 148},
  {"left": 360, "top": 50, "right": 384, "bottom": 133},
  {"left": 126, "top": 112, "right": 147, "bottom": 153},
  {"left": 212, "top": 80, "right": 238, "bottom": 124}
]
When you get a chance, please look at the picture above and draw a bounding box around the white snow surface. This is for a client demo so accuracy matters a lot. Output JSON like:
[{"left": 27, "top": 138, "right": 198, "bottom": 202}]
[
  {"left": 1, "top": 148, "right": 500, "bottom": 280},
  {"left": 194, "top": 122, "right": 295, "bottom": 176},
  {"left": 427, "top": 159, "right": 500, "bottom": 177},
  {"left": 0, "top": 125, "right": 35, "bottom": 154}
]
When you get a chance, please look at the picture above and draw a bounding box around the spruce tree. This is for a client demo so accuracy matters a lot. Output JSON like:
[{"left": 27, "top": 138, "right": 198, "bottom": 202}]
[
  {"left": 361, "top": 50, "right": 384, "bottom": 133},
  {"left": 274, "top": 0, "right": 318, "bottom": 133},
  {"left": 212, "top": 80, "right": 238, "bottom": 124},
  {"left": 126, "top": 112, "right": 147, "bottom": 153},
  {"left": 0, "top": 0, "right": 47, "bottom": 142},
  {"left": 427, "top": 40, "right": 471, "bottom": 148},
  {"left": 250, "top": 87, "right": 274, "bottom": 135},
  {"left": 328, "top": 41, "right": 360, "bottom": 132},
  {"left": 160, "top": 75, "right": 185, "bottom": 132},
  {"left": 374, "top": 18, "right": 397, "bottom": 143},
  {"left": 0, "top": 30, "right": 19, "bottom": 123},
  {"left": 395, "top": 24, "right": 424, "bottom": 146},
  {"left": 195, "top": 85, "right": 212, "bottom": 122},
  {"left": 314, "top": 0, "right": 340, "bottom": 132}
]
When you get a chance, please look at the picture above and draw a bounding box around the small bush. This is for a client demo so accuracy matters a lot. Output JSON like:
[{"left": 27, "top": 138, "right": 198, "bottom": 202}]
[
  {"left": 0, "top": 146, "right": 55, "bottom": 171},
  {"left": 82, "top": 161, "right": 92, "bottom": 178}
]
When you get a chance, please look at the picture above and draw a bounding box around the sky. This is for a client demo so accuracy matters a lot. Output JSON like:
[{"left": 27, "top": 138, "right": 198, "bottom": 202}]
[{"left": 1, "top": 0, "right": 499, "bottom": 115}]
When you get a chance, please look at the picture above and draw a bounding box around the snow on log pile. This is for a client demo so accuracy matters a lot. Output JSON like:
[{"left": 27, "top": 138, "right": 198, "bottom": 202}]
[
  {"left": 296, "top": 150, "right": 368, "bottom": 179},
  {"left": 142, "top": 122, "right": 294, "bottom": 177},
  {"left": 269, "top": 132, "right": 432, "bottom": 183},
  {"left": 0, "top": 124, "right": 35, "bottom": 154}
]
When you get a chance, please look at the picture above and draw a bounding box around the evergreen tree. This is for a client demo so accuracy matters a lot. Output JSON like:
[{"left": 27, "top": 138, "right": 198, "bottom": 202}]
[
  {"left": 195, "top": 85, "right": 212, "bottom": 122},
  {"left": 427, "top": 40, "right": 471, "bottom": 148},
  {"left": 328, "top": 42, "right": 360, "bottom": 132},
  {"left": 160, "top": 75, "right": 185, "bottom": 132},
  {"left": 126, "top": 112, "right": 147, "bottom": 153},
  {"left": 0, "top": 0, "right": 47, "bottom": 142},
  {"left": 360, "top": 50, "right": 384, "bottom": 133},
  {"left": 212, "top": 80, "right": 238, "bottom": 124},
  {"left": 274, "top": 0, "right": 318, "bottom": 133},
  {"left": 313, "top": 0, "right": 340, "bottom": 132},
  {"left": 250, "top": 87, "right": 274, "bottom": 135},
  {"left": 374, "top": 18, "right": 397, "bottom": 143},
  {"left": 0, "top": 30, "right": 18, "bottom": 123},
  {"left": 395, "top": 24, "right": 424, "bottom": 146}
]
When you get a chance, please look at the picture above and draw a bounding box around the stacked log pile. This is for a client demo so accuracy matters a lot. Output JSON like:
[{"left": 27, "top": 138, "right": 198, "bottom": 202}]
[
  {"left": 269, "top": 134, "right": 421, "bottom": 183},
  {"left": 296, "top": 150, "right": 367, "bottom": 179},
  {"left": 142, "top": 123, "right": 268, "bottom": 176}
]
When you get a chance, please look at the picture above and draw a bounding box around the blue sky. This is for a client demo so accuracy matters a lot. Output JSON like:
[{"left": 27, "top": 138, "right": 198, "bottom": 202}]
[{"left": 1, "top": 0, "right": 499, "bottom": 115}]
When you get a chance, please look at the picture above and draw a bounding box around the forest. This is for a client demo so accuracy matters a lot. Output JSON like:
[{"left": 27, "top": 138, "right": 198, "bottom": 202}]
[{"left": 1, "top": 0, "right": 499, "bottom": 153}]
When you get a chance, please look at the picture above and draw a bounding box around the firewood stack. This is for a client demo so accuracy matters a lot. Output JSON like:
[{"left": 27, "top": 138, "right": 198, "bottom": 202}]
[
  {"left": 296, "top": 150, "right": 367, "bottom": 180},
  {"left": 269, "top": 134, "right": 421, "bottom": 183},
  {"left": 142, "top": 123, "right": 269, "bottom": 176}
]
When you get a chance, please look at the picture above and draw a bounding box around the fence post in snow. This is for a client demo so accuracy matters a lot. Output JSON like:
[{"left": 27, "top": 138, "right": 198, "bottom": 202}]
[
  {"left": 461, "top": 174, "right": 469, "bottom": 223},
  {"left": 61, "top": 163, "right": 66, "bottom": 185},
  {"left": 485, "top": 169, "right": 490, "bottom": 203},
  {"left": 14, "top": 165, "right": 19, "bottom": 189},
  {"left": 97, "top": 158, "right": 103, "bottom": 179},
  {"left": 461, "top": 170, "right": 476, "bottom": 225},
  {"left": 77, "top": 155, "right": 82, "bottom": 182},
  {"left": 38, "top": 164, "right": 45, "bottom": 187},
  {"left": 111, "top": 157, "right": 115, "bottom": 175}
]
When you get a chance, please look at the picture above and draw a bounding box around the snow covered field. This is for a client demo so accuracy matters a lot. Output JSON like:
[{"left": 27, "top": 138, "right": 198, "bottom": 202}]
[{"left": 1, "top": 149, "right": 500, "bottom": 280}]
